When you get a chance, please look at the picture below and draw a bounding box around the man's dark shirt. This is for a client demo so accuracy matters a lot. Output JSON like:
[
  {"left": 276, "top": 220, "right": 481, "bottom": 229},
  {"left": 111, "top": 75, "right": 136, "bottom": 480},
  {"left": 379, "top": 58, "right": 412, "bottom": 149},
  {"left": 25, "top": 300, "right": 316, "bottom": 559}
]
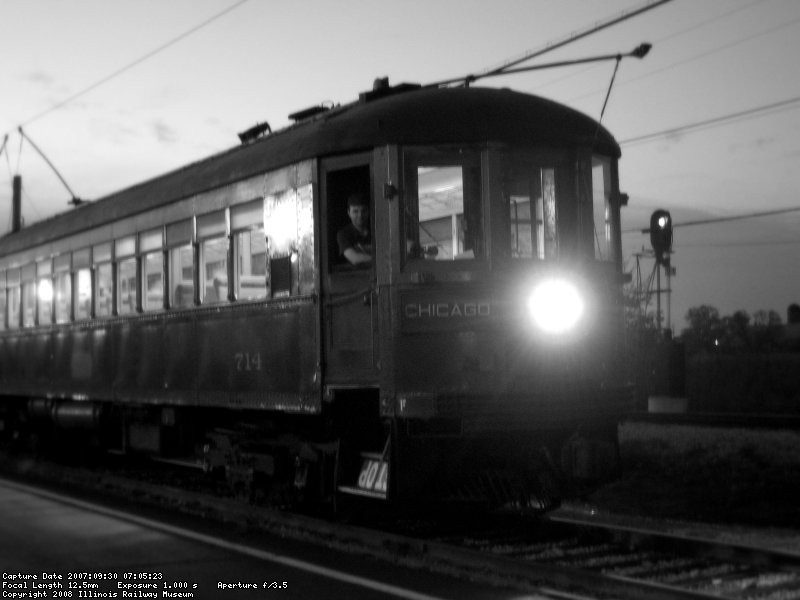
[{"left": 337, "top": 223, "right": 372, "bottom": 258}]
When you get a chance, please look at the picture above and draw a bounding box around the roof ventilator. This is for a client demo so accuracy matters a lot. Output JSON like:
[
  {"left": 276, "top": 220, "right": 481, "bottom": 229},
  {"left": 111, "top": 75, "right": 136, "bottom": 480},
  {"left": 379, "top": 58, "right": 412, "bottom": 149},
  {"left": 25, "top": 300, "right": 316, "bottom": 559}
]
[
  {"left": 359, "top": 77, "right": 421, "bottom": 103},
  {"left": 237, "top": 122, "right": 271, "bottom": 145}
]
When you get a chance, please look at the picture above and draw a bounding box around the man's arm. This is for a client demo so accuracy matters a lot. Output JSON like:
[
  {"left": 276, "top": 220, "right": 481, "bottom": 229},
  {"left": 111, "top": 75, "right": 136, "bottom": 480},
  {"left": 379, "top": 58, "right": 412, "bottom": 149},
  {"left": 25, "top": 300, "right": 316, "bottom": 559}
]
[{"left": 343, "top": 246, "right": 372, "bottom": 265}]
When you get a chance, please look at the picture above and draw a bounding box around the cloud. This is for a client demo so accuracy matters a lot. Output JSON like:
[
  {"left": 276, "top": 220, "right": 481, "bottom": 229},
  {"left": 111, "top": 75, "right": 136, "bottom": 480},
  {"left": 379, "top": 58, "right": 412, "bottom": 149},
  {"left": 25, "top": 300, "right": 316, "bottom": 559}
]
[
  {"left": 151, "top": 120, "right": 178, "bottom": 144},
  {"left": 22, "top": 70, "right": 55, "bottom": 86}
]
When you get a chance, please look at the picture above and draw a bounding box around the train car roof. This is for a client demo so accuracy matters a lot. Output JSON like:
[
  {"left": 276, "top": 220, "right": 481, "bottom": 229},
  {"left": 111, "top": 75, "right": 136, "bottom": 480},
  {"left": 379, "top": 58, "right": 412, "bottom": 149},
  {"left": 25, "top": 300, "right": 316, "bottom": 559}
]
[{"left": 0, "top": 85, "right": 620, "bottom": 255}]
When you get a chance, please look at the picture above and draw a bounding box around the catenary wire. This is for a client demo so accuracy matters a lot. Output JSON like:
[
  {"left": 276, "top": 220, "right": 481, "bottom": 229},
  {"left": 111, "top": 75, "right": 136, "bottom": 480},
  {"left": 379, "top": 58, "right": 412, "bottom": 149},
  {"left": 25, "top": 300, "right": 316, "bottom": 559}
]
[
  {"left": 526, "top": 0, "right": 768, "bottom": 95},
  {"left": 14, "top": 0, "right": 251, "bottom": 129},
  {"left": 622, "top": 206, "right": 800, "bottom": 234},
  {"left": 568, "top": 11, "right": 800, "bottom": 104},
  {"left": 618, "top": 95, "right": 800, "bottom": 145}
]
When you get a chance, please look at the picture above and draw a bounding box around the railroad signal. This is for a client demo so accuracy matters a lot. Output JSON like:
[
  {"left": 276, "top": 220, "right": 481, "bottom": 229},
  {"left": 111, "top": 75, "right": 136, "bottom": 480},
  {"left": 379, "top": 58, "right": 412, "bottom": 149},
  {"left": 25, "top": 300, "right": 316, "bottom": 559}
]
[{"left": 649, "top": 209, "right": 673, "bottom": 265}]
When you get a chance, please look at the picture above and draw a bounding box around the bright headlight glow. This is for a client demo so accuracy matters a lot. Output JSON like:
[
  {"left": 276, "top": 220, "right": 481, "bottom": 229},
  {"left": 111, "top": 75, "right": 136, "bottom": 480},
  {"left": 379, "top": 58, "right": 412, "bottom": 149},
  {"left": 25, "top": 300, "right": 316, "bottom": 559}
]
[{"left": 527, "top": 279, "right": 584, "bottom": 334}]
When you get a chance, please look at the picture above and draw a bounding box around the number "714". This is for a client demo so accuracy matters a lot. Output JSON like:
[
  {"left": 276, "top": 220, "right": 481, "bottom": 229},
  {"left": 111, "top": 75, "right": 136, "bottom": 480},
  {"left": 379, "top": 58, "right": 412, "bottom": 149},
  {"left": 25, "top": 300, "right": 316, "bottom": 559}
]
[{"left": 234, "top": 352, "right": 263, "bottom": 372}]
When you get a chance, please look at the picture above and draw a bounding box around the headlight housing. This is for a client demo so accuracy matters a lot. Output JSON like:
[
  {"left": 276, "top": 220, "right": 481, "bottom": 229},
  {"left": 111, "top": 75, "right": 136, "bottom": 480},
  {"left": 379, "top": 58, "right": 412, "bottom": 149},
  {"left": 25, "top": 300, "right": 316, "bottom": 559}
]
[{"left": 527, "top": 279, "right": 585, "bottom": 334}]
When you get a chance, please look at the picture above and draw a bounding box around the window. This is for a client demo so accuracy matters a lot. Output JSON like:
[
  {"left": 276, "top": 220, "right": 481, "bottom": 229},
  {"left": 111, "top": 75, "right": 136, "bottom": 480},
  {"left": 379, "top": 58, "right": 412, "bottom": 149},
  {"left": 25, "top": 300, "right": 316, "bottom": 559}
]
[
  {"left": 37, "top": 261, "right": 53, "bottom": 325},
  {"left": 507, "top": 164, "right": 559, "bottom": 260},
  {"left": 592, "top": 155, "right": 612, "bottom": 261},
  {"left": 167, "top": 220, "right": 194, "bottom": 308},
  {"left": 93, "top": 243, "right": 113, "bottom": 317},
  {"left": 140, "top": 228, "right": 164, "bottom": 312},
  {"left": 197, "top": 211, "right": 228, "bottom": 304},
  {"left": 116, "top": 237, "right": 137, "bottom": 315},
  {"left": 21, "top": 264, "right": 36, "bottom": 327},
  {"left": 404, "top": 153, "right": 482, "bottom": 263},
  {"left": 7, "top": 276, "right": 20, "bottom": 329},
  {"left": 53, "top": 255, "right": 71, "bottom": 323},
  {"left": 266, "top": 189, "right": 299, "bottom": 297},
  {"left": 0, "top": 272, "right": 6, "bottom": 331},
  {"left": 232, "top": 199, "right": 266, "bottom": 300},
  {"left": 325, "top": 163, "right": 371, "bottom": 271},
  {"left": 73, "top": 248, "right": 92, "bottom": 320}
]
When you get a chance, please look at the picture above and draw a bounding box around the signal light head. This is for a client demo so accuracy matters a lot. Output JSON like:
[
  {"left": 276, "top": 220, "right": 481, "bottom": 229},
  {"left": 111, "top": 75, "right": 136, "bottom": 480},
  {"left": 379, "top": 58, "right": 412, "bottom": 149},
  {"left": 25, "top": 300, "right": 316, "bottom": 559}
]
[{"left": 650, "top": 209, "right": 673, "bottom": 265}]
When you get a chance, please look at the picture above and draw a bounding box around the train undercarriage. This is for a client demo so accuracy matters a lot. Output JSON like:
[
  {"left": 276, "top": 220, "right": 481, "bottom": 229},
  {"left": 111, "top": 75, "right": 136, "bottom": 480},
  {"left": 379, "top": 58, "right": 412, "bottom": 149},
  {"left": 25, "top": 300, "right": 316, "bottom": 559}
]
[{"left": 0, "top": 384, "right": 623, "bottom": 514}]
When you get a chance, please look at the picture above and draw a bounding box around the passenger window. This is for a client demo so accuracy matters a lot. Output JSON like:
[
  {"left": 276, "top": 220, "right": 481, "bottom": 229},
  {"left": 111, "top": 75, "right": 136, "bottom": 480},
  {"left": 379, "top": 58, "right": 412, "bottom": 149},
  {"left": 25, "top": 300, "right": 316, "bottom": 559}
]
[
  {"left": 37, "top": 261, "right": 53, "bottom": 325},
  {"left": 507, "top": 164, "right": 558, "bottom": 260},
  {"left": 73, "top": 248, "right": 92, "bottom": 320},
  {"left": 53, "top": 256, "right": 71, "bottom": 323},
  {"left": 404, "top": 155, "right": 482, "bottom": 262},
  {"left": 142, "top": 253, "right": 163, "bottom": 311},
  {"left": 7, "top": 280, "right": 20, "bottom": 330},
  {"left": 169, "top": 245, "right": 194, "bottom": 308},
  {"left": 234, "top": 229, "right": 266, "bottom": 299},
  {"left": 265, "top": 189, "right": 299, "bottom": 297},
  {"left": 116, "top": 237, "right": 137, "bottom": 315},
  {"left": 140, "top": 228, "right": 164, "bottom": 312},
  {"left": 93, "top": 243, "right": 113, "bottom": 317},
  {"left": 0, "top": 272, "right": 6, "bottom": 330},
  {"left": 22, "top": 283, "right": 35, "bottom": 327},
  {"left": 73, "top": 269, "right": 92, "bottom": 320},
  {"left": 21, "top": 265, "right": 36, "bottom": 327},
  {"left": 167, "top": 220, "right": 194, "bottom": 308},
  {"left": 232, "top": 199, "right": 267, "bottom": 301},
  {"left": 197, "top": 211, "right": 228, "bottom": 304}
]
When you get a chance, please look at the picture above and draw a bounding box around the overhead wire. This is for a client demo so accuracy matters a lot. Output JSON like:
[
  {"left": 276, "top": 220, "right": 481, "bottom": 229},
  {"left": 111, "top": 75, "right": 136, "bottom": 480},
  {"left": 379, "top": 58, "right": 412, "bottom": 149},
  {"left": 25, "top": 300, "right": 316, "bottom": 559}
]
[
  {"left": 476, "top": 0, "right": 672, "bottom": 79},
  {"left": 527, "top": 0, "right": 768, "bottom": 95},
  {"left": 1, "top": 0, "right": 252, "bottom": 225},
  {"left": 568, "top": 10, "right": 800, "bottom": 104},
  {"left": 430, "top": 0, "right": 672, "bottom": 88},
  {"left": 623, "top": 206, "right": 800, "bottom": 235},
  {"left": 14, "top": 0, "right": 252, "bottom": 130},
  {"left": 619, "top": 95, "right": 800, "bottom": 145}
]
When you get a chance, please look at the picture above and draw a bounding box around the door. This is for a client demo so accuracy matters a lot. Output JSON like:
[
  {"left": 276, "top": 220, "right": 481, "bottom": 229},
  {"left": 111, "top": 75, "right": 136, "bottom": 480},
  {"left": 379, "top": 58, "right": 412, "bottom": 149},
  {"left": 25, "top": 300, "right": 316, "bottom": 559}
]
[{"left": 320, "top": 154, "right": 378, "bottom": 381}]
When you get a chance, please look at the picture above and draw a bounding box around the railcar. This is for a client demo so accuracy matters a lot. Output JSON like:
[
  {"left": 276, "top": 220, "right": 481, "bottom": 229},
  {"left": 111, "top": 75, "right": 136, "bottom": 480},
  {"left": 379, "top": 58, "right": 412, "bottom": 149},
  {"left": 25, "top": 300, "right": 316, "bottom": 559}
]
[{"left": 0, "top": 80, "right": 632, "bottom": 510}]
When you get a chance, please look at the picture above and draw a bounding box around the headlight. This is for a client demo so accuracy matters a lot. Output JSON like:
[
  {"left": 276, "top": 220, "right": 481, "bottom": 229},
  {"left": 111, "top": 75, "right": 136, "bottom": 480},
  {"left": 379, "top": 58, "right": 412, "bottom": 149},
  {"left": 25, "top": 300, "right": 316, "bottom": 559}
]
[{"left": 527, "top": 279, "right": 584, "bottom": 334}]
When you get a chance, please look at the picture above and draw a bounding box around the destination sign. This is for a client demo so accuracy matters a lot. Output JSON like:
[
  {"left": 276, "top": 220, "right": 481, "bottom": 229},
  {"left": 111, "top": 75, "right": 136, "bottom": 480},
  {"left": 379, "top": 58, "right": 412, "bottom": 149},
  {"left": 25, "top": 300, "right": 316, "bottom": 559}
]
[{"left": 400, "top": 293, "right": 494, "bottom": 332}]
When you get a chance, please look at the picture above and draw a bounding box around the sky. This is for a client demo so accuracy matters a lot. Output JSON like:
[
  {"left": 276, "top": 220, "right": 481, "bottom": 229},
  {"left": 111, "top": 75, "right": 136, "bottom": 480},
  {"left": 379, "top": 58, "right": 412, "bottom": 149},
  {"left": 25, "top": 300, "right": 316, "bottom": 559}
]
[{"left": 1, "top": 0, "right": 799, "bottom": 330}]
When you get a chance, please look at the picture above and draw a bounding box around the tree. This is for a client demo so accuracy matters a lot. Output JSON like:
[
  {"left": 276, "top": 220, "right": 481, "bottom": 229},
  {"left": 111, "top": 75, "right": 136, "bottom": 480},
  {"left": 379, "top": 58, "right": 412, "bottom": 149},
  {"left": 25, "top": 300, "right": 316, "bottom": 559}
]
[
  {"left": 682, "top": 306, "right": 785, "bottom": 354},
  {"left": 720, "top": 310, "right": 750, "bottom": 351},
  {"left": 752, "top": 309, "right": 783, "bottom": 351},
  {"left": 682, "top": 305, "right": 723, "bottom": 353}
]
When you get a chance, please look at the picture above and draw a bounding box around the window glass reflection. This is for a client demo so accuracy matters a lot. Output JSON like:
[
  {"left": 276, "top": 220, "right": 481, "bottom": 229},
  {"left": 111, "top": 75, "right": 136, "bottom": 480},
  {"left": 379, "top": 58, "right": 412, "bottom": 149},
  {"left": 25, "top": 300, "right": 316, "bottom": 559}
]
[{"left": 406, "top": 161, "right": 482, "bottom": 262}]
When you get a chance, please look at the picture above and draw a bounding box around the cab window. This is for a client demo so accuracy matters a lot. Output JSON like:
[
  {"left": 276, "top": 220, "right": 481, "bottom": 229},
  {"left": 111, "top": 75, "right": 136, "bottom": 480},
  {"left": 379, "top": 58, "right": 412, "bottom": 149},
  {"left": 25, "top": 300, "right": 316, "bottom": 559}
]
[
  {"left": 591, "top": 155, "right": 613, "bottom": 262},
  {"left": 507, "top": 165, "right": 559, "bottom": 260},
  {"left": 404, "top": 151, "right": 482, "bottom": 263},
  {"left": 325, "top": 164, "right": 371, "bottom": 271}
]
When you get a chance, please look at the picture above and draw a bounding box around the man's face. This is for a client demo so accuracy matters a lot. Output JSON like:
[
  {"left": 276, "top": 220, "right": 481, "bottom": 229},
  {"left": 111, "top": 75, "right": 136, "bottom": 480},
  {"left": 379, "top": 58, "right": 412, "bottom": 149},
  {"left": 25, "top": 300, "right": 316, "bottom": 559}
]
[{"left": 348, "top": 204, "right": 369, "bottom": 230}]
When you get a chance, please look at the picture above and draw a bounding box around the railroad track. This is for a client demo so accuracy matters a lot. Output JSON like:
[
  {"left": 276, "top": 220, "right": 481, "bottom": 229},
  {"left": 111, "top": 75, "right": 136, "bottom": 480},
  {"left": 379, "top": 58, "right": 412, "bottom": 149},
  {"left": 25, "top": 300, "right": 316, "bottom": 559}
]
[
  {"left": 625, "top": 410, "right": 800, "bottom": 430},
  {"left": 3, "top": 452, "right": 799, "bottom": 600},
  {"left": 430, "top": 512, "right": 800, "bottom": 600}
]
